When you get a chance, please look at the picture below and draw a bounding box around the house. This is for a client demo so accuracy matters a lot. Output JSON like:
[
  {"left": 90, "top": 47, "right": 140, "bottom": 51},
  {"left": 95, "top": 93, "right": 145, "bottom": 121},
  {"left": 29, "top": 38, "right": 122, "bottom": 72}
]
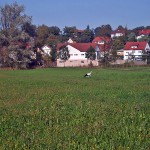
[
  {"left": 42, "top": 45, "right": 51, "bottom": 56},
  {"left": 74, "top": 29, "right": 84, "bottom": 37},
  {"left": 138, "top": 29, "right": 150, "bottom": 36},
  {"left": 92, "top": 36, "right": 111, "bottom": 45},
  {"left": 137, "top": 29, "right": 150, "bottom": 40},
  {"left": 67, "top": 38, "right": 76, "bottom": 44},
  {"left": 123, "top": 42, "right": 150, "bottom": 60},
  {"left": 117, "top": 49, "right": 124, "bottom": 58},
  {"left": 111, "top": 29, "right": 125, "bottom": 38},
  {"left": 57, "top": 43, "right": 101, "bottom": 67}
]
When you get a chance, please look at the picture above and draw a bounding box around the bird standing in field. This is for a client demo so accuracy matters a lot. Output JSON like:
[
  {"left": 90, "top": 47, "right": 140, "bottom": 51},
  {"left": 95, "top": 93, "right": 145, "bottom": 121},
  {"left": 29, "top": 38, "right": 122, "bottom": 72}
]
[{"left": 84, "top": 71, "right": 92, "bottom": 77}]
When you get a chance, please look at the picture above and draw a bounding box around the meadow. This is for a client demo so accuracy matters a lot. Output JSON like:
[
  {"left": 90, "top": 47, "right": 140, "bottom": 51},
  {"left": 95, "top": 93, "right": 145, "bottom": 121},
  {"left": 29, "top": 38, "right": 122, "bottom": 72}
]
[{"left": 0, "top": 67, "right": 150, "bottom": 149}]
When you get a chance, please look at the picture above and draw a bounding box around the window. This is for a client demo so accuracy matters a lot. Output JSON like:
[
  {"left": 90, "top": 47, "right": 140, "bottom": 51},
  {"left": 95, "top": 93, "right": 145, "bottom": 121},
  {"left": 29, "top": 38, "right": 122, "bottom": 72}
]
[
  {"left": 81, "top": 61, "right": 84, "bottom": 63},
  {"left": 81, "top": 54, "right": 84, "bottom": 56},
  {"left": 138, "top": 51, "right": 142, "bottom": 53},
  {"left": 74, "top": 54, "right": 78, "bottom": 56},
  {"left": 131, "top": 46, "right": 137, "bottom": 48}
]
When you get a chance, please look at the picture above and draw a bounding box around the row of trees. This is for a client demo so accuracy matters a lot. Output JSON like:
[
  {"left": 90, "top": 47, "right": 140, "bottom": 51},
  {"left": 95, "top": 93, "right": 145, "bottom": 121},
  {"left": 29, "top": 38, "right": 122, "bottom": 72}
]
[{"left": 0, "top": 2, "right": 150, "bottom": 69}]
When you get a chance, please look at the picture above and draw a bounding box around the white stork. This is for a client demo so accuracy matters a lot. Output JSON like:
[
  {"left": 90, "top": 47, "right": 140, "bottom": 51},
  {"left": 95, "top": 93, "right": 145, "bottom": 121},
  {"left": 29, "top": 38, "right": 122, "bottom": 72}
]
[{"left": 84, "top": 71, "right": 92, "bottom": 77}]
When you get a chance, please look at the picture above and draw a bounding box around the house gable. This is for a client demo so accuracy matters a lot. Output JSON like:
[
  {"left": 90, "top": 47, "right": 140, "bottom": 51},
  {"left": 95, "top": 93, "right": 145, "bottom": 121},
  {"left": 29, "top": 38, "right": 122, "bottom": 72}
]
[
  {"left": 138, "top": 29, "right": 150, "bottom": 35},
  {"left": 123, "top": 42, "right": 149, "bottom": 60},
  {"left": 111, "top": 29, "right": 125, "bottom": 38},
  {"left": 92, "top": 36, "right": 111, "bottom": 45},
  {"left": 42, "top": 45, "right": 51, "bottom": 55}
]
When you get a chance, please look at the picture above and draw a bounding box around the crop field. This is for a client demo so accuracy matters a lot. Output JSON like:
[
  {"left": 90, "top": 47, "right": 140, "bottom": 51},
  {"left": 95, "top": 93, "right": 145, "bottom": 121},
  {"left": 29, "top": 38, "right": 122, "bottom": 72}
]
[{"left": 0, "top": 67, "right": 150, "bottom": 149}]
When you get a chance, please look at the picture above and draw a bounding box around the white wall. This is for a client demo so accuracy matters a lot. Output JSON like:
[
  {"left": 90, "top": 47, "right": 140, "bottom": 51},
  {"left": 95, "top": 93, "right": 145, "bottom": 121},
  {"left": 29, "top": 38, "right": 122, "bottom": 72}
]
[
  {"left": 57, "top": 44, "right": 100, "bottom": 67},
  {"left": 67, "top": 45, "right": 87, "bottom": 60},
  {"left": 145, "top": 43, "right": 150, "bottom": 52},
  {"left": 42, "top": 46, "right": 51, "bottom": 55},
  {"left": 124, "top": 50, "right": 144, "bottom": 60}
]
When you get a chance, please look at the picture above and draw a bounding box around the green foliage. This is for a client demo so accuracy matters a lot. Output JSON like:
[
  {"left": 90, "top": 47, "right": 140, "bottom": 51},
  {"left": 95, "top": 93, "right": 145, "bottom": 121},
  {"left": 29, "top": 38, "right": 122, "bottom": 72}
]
[
  {"left": 85, "top": 46, "right": 96, "bottom": 60},
  {"left": 0, "top": 2, "right": 31, "bottom": 31},
  {"left": 128, "top": 32, "right": 137, "bottom": 42},
  {"left": 35, "top": 25, "right": 50, "bottom": 47},
  {"left": 63, "top": 26, "right": 76, "bottom": 38},
  {"left": 0, "top": 67, "right": 150, "bottom": 149},
  {"left": 78, "top": 29, "right": 94, "bottom": 43},
  {"left": 111, "top": 49, "right": 118, "bottom": 62},
  {"left": 0, "top": 2, "right": 35, "bottom": 69},
  {"left": 112, "top": 38, "right": 125, "bottom": 50},
  {"left": 49, "top": 26, "right": 60, "bottom": 36},
  {"left": 22, "top": 22, "right": 36, "bottom": 37},
  {"left": 50, "top": 45, "right": 57, "bottom": 63},
  {"left": 58, "top": 45, "right": 70, "bottom": 61},
  {"left": 117, "top": 25, "right": 125, "bottom": 30},
  {"left": 94, "top": 24, "right": 112, "bottom": 37}
]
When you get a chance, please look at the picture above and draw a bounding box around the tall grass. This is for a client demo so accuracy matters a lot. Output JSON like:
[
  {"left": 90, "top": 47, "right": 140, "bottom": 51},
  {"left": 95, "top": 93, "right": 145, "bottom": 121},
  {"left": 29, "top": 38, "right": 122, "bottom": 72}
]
[{"left": 0, "top": 67, "right": 150, "bottom": 149}]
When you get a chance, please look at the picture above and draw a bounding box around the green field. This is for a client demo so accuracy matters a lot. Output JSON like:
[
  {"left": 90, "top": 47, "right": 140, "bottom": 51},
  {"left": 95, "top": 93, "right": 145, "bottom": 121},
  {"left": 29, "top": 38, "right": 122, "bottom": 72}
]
[{"left": 0, "top": 67, "right": 150, "bottom": 149}]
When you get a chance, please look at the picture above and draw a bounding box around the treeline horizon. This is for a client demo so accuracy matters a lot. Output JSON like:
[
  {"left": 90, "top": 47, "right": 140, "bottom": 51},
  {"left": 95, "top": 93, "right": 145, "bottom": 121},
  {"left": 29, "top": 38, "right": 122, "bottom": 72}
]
[{"left": 0, "top": 2, "right": 150, "bottom": 69}]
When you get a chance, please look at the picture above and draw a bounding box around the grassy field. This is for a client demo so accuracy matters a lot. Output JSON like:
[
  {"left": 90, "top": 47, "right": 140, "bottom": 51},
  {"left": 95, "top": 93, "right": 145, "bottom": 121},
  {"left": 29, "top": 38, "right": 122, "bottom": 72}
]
[{"left": 0, "top": 67, "right": 150, "bottom": 149}]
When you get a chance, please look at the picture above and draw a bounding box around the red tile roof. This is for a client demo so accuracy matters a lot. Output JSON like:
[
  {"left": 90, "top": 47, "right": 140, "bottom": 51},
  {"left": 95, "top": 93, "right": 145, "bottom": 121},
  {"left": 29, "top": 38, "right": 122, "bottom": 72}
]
[
  {"left": 56, "top": 43, "right": 67, "bottom": 51},
  {"left": 138, "top": 29, "right": 150, "bottom": 35},
  {"left": 69, "top": 43, "right": 97, "bottom": 52},
  {"left": 92, "top": 36, "right": 111, "bottom": 43},
  {"left": 124, "top": 42, "right": 147, "bottom": 50},
  {"left": 57, "top": 42, "right": 111, "bottom": 52},
  {"left": 56, "top": 43, "right": 97, "bottom": 52},
  {"left": 111, "top": 29, "right": 125, "bottom": 35}
]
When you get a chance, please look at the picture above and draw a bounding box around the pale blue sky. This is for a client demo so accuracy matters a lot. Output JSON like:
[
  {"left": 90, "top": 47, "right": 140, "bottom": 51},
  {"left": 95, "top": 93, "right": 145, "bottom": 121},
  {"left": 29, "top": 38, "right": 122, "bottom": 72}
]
[{"left": 0, "top": 0, "right": 149, "bottom": 30}]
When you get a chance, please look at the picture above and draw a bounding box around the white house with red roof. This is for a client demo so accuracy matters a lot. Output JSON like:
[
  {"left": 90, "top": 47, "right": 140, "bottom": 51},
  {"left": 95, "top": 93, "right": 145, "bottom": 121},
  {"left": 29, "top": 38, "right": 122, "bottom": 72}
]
[
  {"left": 92, "top": 36, "right": 111, "bottom": 45},
  {"left": 57, "top": 43, "right": 100, "bottom": 67},
  {"left": 138, "top": 29, "right": 150, "bottom": 36},
  {"left": 111, "top": 29, "right": 125, "bottom": 38},
  {"left": 123, "top": 42, "right": 150, "bottom": 60},
  {"left": 67, "top": 38, "right": 76, "bottom": 44},
  {"left": 137, "top": 29, "right": 150, "bottom": 40},
  {"left": 42, "top": 45, "right": 51, "bottom": 56}
]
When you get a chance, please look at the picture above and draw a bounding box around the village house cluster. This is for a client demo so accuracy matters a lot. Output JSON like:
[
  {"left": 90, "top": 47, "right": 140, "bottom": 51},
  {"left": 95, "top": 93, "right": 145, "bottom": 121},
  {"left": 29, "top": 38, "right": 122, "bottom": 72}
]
[{"left": 41, "top": 29, "right": 150, "bottom": 67}]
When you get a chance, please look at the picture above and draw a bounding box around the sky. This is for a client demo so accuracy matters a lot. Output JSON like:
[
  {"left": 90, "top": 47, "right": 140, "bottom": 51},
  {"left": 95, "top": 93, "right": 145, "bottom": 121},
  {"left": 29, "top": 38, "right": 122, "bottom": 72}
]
[{"left": 0, "top": 0, "right": 149, "bottom": 30}]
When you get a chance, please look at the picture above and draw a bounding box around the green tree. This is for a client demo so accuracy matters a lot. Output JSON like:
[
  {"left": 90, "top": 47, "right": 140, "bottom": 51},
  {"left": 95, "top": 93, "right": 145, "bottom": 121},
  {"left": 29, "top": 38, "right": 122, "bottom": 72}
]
[
  {"left": 49, "top": 26, "right": 60, "bottom": 36},
  {"left": 58, "top": 45, "right": 70, "bottom": 66},
  {"left": 85, "top": 46, "right": 96, "bottom": 60},
  {"left": 0, "top": 2, "right": 31, "bottom": 31},
  {"left": 117, "top": 25, "right": 125, "bottom": 30},
  {"left": 22, "top": 22, "right": 36, "bottom": 37},
  {"left": 35, "top": 25, "right": 50, "bottom": 47},
  {"left": 94, "top": 24, "right": 112, "bottom": 37},
  {"left": 128, "top": 32, "right": 136, "bottom": 42},
  {"left": 0, "top": 2, "right": 35, "bottom": 69},
  {"left": 111, "top": 49, "right": 118, "bottom": 62},
  {"left": 63, "top": 26, "right": 76, "bottom": 38},
  {"left": 78, "top": 26, "right": 94, "bottom": 43},
  {"left": 50, "top": 45, "right": 57, "bottom": 66},
  {"left": 112, "top": 38, "right": 124, "bottom": 50}
]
